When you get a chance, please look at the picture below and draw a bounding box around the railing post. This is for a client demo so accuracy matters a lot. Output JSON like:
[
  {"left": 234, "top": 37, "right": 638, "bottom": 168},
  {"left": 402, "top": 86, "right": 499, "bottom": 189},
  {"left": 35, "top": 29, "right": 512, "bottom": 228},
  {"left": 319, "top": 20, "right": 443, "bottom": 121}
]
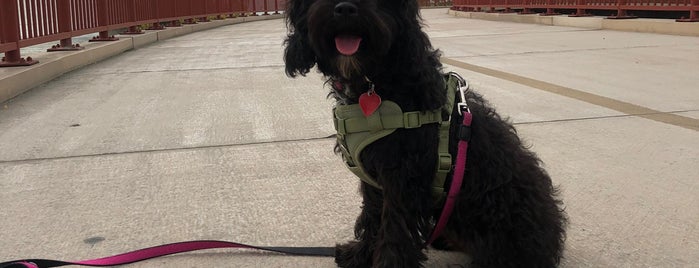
[
  {"left": 240, "top": 0, "right": 248, "bottom": 17},
  {"left": 227, "top": 0, "right": 243, "bottom": 18},
  {"left": 504, "top": 0, "right": 514, "bottom": 13},
  {"left": 236, "top": 0, "right": 244, "bottom": 17},
  {"left": 540, "top": 0, "right": 561, "bottom": 15},
  {"left": 569, "top": 0, "right": 592, "bottom": 17},
  {"left": 252, "top": 0, "right": 259, "bottom": 16},
  {"left": 520, "top": 0, "right": 536, "bottom": 14},
  {"left": 199, "top": 0, "right": 211, "bottom": 22},
  {"left": 676, "top": 0, "right": 699, "bottom": 21},
  {"left": 274, "top": 0, "right": 280, "bottom": 14},
  {"left": 184, "top": 0, "right": 198, "bottom": 24},
  {"left": 148, "top": 0, "right": 165, "bottom": 30},
  {"left": 226, "top": 0, "right": 236, "bottom": 17},
  {"left": 0, "top": 0, "right": 39, "bottom": 67},
  {"left": 263, "top": 0, "right": 270, "bottom": 15},
  {"left": 607, "top": 0, "right": 637, "bottom": 19},
  {"left": 164, "top": 0, "right": 182, "bottom": 27},
  {"left": 48, "top": 0, "right": 84, "bottom": 51},
  {"left": 215, "top": 0, "right": 226, "bottom": 19},
  {"left": 122, "top": 0, "right": 145, "bottom": 34},
  {"left": 90, "top": 0, "right": 119, "bottom": 41}
]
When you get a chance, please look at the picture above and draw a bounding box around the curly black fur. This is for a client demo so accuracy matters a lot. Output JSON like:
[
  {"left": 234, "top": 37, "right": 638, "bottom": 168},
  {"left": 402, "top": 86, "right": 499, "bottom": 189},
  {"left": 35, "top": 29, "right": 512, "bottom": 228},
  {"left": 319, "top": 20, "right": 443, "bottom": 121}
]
[{"left": 284, "top": 1, "right": 567, "bottom": 267}]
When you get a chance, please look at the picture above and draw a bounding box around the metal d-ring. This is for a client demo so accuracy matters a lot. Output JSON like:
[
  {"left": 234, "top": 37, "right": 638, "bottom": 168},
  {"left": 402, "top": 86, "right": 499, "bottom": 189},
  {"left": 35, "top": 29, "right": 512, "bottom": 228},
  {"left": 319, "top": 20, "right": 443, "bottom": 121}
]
[{"left": 450, "top": 72, "right": 470, "bottom": 116}]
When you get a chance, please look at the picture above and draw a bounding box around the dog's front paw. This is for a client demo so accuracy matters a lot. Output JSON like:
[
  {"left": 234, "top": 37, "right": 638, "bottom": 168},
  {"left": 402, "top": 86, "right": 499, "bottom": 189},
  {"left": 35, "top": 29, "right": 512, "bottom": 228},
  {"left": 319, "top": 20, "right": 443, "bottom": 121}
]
[{"left": 336, "top": 241, "right": 372, "bottom": 268}]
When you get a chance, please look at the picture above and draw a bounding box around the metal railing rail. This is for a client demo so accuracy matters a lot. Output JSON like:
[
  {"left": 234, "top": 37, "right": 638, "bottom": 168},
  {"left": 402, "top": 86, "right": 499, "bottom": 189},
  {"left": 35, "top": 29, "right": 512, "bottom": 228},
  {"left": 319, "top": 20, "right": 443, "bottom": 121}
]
[
  {"left": 0, "top": 0, "right": 285, "bottom": 67},
  {"left": 451, "top": 0, "right": 698, "bottom": 21}
]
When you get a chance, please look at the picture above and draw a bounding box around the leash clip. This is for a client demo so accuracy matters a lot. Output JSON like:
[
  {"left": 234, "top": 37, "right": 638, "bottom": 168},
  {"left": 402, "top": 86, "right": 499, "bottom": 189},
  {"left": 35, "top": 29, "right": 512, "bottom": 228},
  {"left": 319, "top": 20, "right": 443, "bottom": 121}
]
[{"left": 450, "top": 72, "right": 470, "bottom": 116}]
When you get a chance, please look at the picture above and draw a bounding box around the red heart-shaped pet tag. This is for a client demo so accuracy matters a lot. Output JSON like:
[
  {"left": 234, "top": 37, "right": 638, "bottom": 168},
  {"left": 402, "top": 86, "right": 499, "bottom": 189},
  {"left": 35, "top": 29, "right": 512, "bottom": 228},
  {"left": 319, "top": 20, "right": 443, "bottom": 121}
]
[{"left": 359, "top": 92, "right": 381, "bottom": 117}]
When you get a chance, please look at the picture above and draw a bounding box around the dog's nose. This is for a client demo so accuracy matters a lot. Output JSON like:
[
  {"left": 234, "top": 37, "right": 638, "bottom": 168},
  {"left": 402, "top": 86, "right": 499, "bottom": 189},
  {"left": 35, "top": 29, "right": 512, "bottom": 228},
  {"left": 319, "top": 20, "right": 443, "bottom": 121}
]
[{"left": 334, "top": 2, "right": 358, "bottom": 17}]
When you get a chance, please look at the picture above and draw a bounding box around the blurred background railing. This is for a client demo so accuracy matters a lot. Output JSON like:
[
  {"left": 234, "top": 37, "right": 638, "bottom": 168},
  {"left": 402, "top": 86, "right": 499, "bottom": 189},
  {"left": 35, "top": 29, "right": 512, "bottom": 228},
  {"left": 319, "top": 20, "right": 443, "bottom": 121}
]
[
  {"left": 451, "top": 0, "right": 698, "bottom": 21},
  {"left": 0, "top": 0, "right": 285, "bottom": 67}
]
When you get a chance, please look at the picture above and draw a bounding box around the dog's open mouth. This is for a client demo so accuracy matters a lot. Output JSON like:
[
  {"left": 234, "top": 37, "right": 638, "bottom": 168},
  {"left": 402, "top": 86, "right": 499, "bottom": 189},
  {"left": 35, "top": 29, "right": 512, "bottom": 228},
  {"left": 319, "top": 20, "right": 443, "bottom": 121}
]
[{"left": 335, "top": 35, "right": 362, "bottom": 56}]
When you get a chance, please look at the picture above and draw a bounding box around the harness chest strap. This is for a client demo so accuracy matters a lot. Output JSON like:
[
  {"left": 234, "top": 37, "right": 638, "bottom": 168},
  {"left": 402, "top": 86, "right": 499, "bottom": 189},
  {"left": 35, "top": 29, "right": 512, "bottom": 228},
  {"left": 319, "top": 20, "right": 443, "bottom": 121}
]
[{"left": 333, "top": 74, "right": 460, "bottom": 199}]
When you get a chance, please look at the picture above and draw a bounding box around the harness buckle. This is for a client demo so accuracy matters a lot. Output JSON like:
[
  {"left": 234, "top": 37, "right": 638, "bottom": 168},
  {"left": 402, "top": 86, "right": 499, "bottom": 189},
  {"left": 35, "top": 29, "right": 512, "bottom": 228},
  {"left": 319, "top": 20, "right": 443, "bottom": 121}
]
[
  {"left": 403, "top": 112, "right": 421, "bottom": 128},
  {"left": 437, "top": 153, "right": 452, "bottom": 173}
]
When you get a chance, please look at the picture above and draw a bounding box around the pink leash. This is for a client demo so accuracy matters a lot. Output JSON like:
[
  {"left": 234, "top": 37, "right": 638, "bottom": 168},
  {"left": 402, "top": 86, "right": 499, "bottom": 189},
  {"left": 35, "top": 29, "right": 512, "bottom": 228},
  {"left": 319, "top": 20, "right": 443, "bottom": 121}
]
[{"left": 1, "top": 241, "right": 335, "bottom": 268}]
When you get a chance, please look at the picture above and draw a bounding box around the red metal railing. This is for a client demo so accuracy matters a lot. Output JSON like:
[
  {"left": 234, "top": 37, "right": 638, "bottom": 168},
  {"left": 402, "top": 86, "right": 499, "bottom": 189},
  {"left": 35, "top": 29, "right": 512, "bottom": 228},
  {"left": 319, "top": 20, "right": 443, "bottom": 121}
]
[
  {"left": 0, "top": 0, "right": 285, "bottom": 67},
  {"left": 452, "top": 0, "right": 699, "bottom": 20}
]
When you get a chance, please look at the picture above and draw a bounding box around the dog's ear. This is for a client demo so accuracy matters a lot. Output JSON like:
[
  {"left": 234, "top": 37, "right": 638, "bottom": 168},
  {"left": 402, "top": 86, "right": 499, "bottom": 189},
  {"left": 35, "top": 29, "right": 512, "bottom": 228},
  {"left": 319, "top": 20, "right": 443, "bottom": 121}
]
[
  {"left": 283, "top": 0, "right": 316, "bottom": 77},
  {"left": 284, "top": 32, "right": 316, "bottom": 77}
]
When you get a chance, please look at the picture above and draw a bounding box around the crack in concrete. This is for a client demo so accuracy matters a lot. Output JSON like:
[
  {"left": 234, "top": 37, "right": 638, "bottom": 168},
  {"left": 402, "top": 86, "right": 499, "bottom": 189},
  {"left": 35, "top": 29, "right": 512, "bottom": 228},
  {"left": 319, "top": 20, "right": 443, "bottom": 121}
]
[{"left": 0, "top": 136, "right": 335, "bottom": 165}]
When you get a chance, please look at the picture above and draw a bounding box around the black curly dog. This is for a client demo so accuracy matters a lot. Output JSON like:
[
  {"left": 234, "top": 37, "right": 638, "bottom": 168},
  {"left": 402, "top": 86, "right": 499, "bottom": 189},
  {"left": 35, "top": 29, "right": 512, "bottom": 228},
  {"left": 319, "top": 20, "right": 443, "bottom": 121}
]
[{"left": 283, "top": 1, "right": 567, "bottom": 267}]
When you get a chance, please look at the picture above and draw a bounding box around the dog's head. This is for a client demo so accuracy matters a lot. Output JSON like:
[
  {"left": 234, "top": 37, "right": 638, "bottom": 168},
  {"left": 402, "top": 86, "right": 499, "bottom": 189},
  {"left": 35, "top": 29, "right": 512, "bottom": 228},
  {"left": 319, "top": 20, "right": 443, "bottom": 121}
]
[{"left": 284, "top": 0, "right": 424, "bottom": 83}]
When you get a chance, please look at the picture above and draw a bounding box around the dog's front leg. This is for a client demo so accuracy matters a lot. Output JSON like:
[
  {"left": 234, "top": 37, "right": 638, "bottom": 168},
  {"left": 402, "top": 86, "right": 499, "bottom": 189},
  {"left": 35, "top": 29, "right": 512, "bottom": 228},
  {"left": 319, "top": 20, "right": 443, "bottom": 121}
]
[
  {"left": 336, "top": 182, "right": 383, "bottom": 268},
  {"left": 372, "top": 168, "right": 432, "bottom": 268}
]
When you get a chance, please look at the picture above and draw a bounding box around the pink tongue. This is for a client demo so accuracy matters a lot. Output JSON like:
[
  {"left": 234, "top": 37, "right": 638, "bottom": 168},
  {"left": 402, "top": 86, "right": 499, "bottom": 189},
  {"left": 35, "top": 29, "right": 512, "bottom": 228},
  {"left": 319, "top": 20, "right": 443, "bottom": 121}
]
[{"left": 335, "top": 35, "right": 362, "bottom": 56}]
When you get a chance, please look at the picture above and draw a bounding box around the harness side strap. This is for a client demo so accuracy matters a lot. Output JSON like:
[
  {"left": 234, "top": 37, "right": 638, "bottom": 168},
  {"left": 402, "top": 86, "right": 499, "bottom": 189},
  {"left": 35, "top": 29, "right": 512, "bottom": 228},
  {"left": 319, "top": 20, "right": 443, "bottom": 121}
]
[{"left": 0, "top": 241, "right": 335, "bottom": 268}]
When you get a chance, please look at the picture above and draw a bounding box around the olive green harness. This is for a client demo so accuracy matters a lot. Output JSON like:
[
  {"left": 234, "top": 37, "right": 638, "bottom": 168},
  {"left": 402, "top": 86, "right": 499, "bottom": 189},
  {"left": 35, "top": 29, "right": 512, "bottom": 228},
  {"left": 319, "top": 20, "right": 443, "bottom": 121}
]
[{"left": 333, "top": 74, "right": 462, "bottom": 199}]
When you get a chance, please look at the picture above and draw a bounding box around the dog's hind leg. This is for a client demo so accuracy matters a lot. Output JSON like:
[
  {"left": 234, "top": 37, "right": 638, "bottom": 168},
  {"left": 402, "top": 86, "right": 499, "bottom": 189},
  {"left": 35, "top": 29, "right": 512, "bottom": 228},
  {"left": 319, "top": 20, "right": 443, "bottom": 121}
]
[
  {"left": 454, "top": 199, "right": 565, "bottom": 268},
  {"left": 336, "top": 182, "right": 382, "bottom": 268},
  {"left": 454, "top": 155, "right": 566, "bottom": 265}
]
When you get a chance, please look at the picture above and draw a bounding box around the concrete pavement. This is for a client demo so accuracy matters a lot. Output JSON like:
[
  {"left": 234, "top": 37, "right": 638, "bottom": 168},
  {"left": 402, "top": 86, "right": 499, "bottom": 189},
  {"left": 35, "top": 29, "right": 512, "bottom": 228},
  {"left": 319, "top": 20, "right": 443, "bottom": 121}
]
[{"left": 1, "top": 8, "right": 698, "bottom": 267}]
